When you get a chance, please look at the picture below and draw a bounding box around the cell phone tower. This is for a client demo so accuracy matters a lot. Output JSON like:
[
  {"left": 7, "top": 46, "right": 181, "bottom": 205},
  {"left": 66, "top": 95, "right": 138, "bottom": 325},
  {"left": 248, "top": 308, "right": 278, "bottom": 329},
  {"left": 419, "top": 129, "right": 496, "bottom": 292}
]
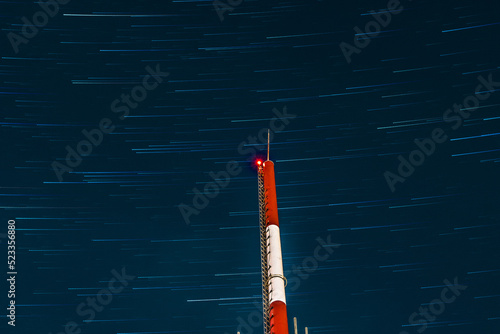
[{"left": 256, "top": 130, "right": 289, "bottom": 334}]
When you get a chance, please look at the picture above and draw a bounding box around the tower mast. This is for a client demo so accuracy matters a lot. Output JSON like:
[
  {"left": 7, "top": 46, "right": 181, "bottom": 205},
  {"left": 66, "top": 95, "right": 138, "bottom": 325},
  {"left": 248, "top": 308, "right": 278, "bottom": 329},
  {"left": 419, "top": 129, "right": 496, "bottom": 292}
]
[{"left": 257, "top": 130, "right": 289, "bottom": 334}]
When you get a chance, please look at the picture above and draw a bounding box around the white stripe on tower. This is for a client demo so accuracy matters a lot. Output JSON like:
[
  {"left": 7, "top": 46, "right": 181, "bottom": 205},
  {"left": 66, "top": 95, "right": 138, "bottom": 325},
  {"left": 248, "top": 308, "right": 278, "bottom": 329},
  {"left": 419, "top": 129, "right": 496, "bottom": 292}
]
[{"left": 267, "top": 224, "right": 286, "bottom": 304}]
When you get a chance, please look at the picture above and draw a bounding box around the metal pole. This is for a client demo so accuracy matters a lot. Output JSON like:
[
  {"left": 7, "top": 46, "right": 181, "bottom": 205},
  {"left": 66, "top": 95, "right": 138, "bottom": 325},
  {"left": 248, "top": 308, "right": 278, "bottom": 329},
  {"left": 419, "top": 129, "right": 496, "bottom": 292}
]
[
  {"left": 293, "top": 317, "right": 298, "bottom": 334},
  {"left": 305, "top": 327, "right": 309, "bottom": 334},
  {"left": 267, "top": 129, "right": 270, "bottom": 161}
]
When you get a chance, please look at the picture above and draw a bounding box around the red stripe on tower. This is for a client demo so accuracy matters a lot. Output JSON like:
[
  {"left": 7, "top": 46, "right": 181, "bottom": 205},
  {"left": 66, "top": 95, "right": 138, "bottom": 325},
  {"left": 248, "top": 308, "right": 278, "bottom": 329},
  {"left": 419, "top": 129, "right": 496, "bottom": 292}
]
[
  {"left": 269, "top": 300, "right": 288, "bottom": 333},
  {"left": 263, "top": 161, "right": 279, "bottom": 227}
]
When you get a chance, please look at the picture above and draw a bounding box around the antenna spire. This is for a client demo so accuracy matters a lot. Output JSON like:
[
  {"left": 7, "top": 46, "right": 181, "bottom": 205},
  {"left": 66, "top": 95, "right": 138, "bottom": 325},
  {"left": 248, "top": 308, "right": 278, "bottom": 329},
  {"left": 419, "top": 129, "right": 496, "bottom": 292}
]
[{"left": 267, "top": 129, "right": 270, "bottom": 161}]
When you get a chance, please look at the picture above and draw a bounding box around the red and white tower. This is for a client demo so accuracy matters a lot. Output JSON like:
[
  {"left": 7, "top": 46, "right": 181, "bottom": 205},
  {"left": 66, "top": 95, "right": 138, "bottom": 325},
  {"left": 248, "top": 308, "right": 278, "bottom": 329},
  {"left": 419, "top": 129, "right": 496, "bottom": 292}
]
[{"left": 257, "top": 130, "right": 289, "bottom": 334}]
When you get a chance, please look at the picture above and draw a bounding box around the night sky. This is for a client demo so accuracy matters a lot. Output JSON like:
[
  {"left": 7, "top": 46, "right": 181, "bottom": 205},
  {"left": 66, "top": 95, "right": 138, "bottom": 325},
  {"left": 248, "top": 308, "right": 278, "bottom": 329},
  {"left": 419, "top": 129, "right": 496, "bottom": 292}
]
[{"left": 1, "top": 0, "right": 500, "bottom": 333}]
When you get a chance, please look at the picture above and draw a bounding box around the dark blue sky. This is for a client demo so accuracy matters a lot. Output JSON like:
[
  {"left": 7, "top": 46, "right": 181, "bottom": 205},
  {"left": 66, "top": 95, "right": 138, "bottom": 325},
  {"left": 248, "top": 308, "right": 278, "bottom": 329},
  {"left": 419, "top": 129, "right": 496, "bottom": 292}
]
[{"left": 1, "top": 0, "right": 500, "bottom": 333}]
